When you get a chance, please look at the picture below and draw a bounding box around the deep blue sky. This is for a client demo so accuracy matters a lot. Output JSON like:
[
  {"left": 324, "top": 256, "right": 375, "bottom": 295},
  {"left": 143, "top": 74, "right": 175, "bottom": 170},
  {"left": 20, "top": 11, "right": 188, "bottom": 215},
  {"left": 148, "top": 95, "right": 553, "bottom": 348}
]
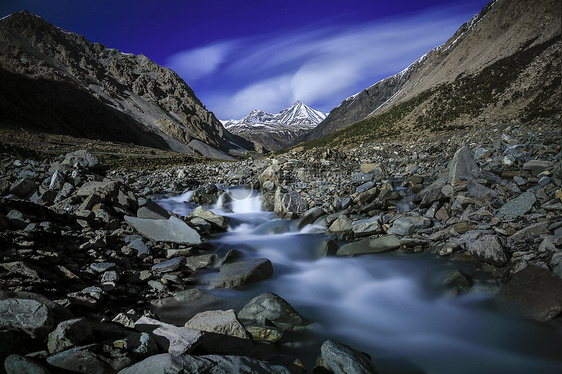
[{"left": 1, "top": 0, "right": 490, "bottom": 119}]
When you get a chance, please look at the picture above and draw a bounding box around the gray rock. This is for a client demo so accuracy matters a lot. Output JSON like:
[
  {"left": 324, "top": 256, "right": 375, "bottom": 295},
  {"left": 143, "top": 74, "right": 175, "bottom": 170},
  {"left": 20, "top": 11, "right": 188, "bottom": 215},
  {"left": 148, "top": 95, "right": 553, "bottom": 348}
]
[
  {"left": 185, "top": 309, "right": 248, "bottom": 339},
  {"left": 90, "top": 262, "right": 116, "bottom": 273},
  {"left": 497, "top": 191, "right": 536, "bottom": 218},
  {"left": 117, "top": 353, "right": 291, "bottom": 374},
  {"left": 522, "top": 160, "right": 552, "bottom": 177},
  {"left": 0, "top": 298, "right": 55, "bottom": 337},
  {"left": 0, "top": 261, "right": 41, "bottom": 279},
  {"left": 134, "top": 316, "right": 203, "bottom": 354},
  {"left": 6, "top": 210, "right": 30, "bottom": 229},
  {"left": 466, "top": 235, "right": 508, "bottom": 266},
  {"left": 47, "top": 318, "right": 94, "bottom": 354},
  {"left": 321, "top": 339, "right": 379, "bottom": 374},
  {"left": 124, "top": 216, "right": 202, "bottom": 245},
  {"left": 238, "top": 292, "right": 309, "bottom": 332},
  {"left": 62, "top": 150, "right": 99, "bottom": 169},
  {"left": 190, "top": 206, "right": 229, "bottom": 231},
  {"left": 387, "top": 216, "right": 431, "bottom": 236},
  {"left": 327, "top": 215, "right": 352, "bottom": 233},
  {"left": 208, "top": 258, "right": 273, "bottom": 289},
  {"left": 467, "top": 181, "right": 497, "bottom": 198},
  {"left": 496, "top": 266, "right": 562, "bottom": 322},
  {"left": 49, "top": 169, "right": 65, "bottom": 191},
  {"left": 46, "top": 344, "right": 114, "bottom": 374},
  {"left": 76, "top": 180, "right": 120, "bottom": 200},
  {"left": 274, "top": 188, "right": 308, "bottom": 217},
  {"left": 4, "top": 354, "right": 52, "bottom": 374},
  {"left": 151, "top": 256, "right": 186, "bottom": 273},
  {"left": 127, "top": 238, "right": 150, "bottom": 257},
  {"left": 113, "top": 332, "right": 159, "bottom": 357},
  {"left": 297, "top": 207, "right": 324, "bottom": 229},
  {"left": 9, "top": 178, "right": 37, "bottom": 198},
  {"left": 185, "top": 254, "right": 216, "bottom": 271},
  {"left": 137, "top": 200, "right": 171, "bottom": 220},
  {"left": 509, "top": 221, "right": 550, "bottom": 243},
  {"left": 351, "top": 217, "right": 382, "bottom": 237},
  {"left": 337, "top": 235, "right": 401, "bottom": 256},
  {"left": 356, "top": 181, "right": 375, "bottom": 194},
  {"left": 448, "top": 146, "right": 479, "bottom": 184}
]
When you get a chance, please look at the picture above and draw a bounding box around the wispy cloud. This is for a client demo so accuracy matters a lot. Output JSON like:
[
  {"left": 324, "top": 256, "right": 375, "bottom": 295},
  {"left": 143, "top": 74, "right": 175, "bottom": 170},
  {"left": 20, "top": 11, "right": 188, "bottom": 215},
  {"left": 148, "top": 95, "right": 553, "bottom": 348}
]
[{"left": 166, "top": 4, "right": 476, "bottom": 119}]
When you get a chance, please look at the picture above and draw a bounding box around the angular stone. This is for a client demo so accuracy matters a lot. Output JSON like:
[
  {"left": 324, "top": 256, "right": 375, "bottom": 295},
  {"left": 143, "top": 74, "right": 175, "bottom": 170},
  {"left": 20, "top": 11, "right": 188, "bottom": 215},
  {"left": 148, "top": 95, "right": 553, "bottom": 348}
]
[
  {"left": 0, "top": 261, "right": 41, "bottom": 279},
  {"left": 327, "top": 215, "right": 352, "bottom": 233},
  {"left": 448, "top": 146, "right": 479, "bottom": 184},
  {"left": 246, "top": 326, "right": 284, "bottom": 343},
  {"left": 523, "top": 160, "right": 552, "bottom": 177},
  {"left": 124, "top": 216, "right": 202, "bottom": 245},
  {"left": 46, "top": 344, "right": 114, "bottom": 374},
  {"left": 297, "top": 207, "right": 324, "bottom": 229},
  {"left": 354, "top": 187, "right": 379, "bottom": 205},
  {"left": 208, "top": 258, "right": 273, "bottom": 289},
  {"left": 185, "top": 309, "right": 248, "bottom": 339},
  {"left": 337, "top": 235, "right": 401, "bottom": 256},
  {"left": 48, "top": 318, "right": 94, "bottom": 354},
  {"left": 4, "top": 354, "right": 51, "bottom": 374},
  {"left": 238, "top": 292, "right": 309, "bottom": 331},
  {"left": 509, "top": 221, "right": 550, "bottom": 243},
  {"left": 90, "top": 262, "right": 116, "bottom": 273},
  {"left": 351, "top": 217, "right": 382, "bottom": 237},
  {"left": 467, "top": 181, "right": 497, "bottom": 198},
  {"left": 62, "top": 150, "right": 99, "bottom": 169},
  {"left": 117, "top": 353, "right": 291, "bottom": 374},
  {"left": 321, "top": 339, "right": 379, "bottom": 374},
  {"left": 76, "top": 180, "right": 120, "bottom": 200},
  {"left": 135, "top": 316, "right": 203, "bottom": 354},
  {"left": 137, "top": 200, "right": 171, "bottom": 220},
  {"left": 466, "top": 235, "right": 507, "bottom": 266},
  {"left": 0, "top": 298, "right": 55, "bottom": 337},
  {"left": 151, "top": 257, "right": 186, "bottom": 273},
  {"left": 497, "top": 191, "right": 536, "bottom": 218},
  {"left": 387, "top": 216, "right": 431, "bottom": 236},
  {"left": 496, "top": 266, "right": 562, "bottom": 322},
  {"left": 9, "top": 178, "right": 37, "bottom": 198},
  {"left": 190, "top": 206, "right": 229, "bottom": 231},
  {"left": 274, "top": 188, "right": 308, "bottom": 216},
  {"left": 185, "top": 254, "right": 216, "bottom": 271}
]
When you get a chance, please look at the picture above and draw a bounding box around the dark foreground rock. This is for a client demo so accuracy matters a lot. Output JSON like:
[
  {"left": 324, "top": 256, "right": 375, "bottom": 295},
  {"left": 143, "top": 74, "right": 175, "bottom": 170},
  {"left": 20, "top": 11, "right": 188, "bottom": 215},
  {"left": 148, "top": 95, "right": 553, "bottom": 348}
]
[{"left": 117, "top": 353, "right": 292, "bottom": 374}]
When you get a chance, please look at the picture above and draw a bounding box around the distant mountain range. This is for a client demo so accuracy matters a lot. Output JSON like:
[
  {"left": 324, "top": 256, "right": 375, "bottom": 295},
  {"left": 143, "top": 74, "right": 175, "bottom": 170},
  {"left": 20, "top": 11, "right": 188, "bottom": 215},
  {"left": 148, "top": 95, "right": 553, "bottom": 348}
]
[
  {"left": 222, "top": 101, "right": 326, "bottom": 151},
  {"left": 297, "top": 0, "right": 561, "bottom": 147},
  {"left": 0, "top": 11, "right": 253, "bottom": 160}
]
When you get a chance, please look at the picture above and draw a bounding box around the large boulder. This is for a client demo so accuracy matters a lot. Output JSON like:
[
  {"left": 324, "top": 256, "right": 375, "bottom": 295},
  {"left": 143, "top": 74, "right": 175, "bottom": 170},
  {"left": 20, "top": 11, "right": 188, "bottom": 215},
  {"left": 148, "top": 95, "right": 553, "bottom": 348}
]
[
  {"left": 238, "top": 292, "right": 309, "bottom": 332},
  {"left": 274, "top": 188, "right": 308, "bottom": 217},
  {"left": 448, "top": 146, "right": 479, "bottom": 184},
  {"left": 0, "top": 297, "right": 55, "bottom": 337},
  {"left": 117, "top": 353, "right": 291, "bottom": 374},
  {"left": 208, "top": 259, "right": 273, "bottom": 289},
  {"left": 124, "top": 216, "right": 202, "bottom": 245},
  {"left": 47, "top": 318, "right": 94, "bottom": 354},
  {"left": 321, "top": 340, "right": 379, "bottom": 374},
  {"left": 466, "top": 235, "right": 508, "bottom": 266}
]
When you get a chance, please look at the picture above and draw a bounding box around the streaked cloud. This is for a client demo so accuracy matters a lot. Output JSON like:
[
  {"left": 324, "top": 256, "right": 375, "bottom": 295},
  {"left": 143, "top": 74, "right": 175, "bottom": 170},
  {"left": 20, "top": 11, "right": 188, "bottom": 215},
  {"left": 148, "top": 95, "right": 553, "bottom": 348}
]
[{"left": 166, "top": 4, "right": 477, "bottom": 119}]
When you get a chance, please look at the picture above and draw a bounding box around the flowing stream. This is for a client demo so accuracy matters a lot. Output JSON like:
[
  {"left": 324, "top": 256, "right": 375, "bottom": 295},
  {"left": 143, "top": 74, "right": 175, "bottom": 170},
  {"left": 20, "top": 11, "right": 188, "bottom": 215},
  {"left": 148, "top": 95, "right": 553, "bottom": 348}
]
[{"left": 156, "top": 188, "right": 562, "bottom": 374}]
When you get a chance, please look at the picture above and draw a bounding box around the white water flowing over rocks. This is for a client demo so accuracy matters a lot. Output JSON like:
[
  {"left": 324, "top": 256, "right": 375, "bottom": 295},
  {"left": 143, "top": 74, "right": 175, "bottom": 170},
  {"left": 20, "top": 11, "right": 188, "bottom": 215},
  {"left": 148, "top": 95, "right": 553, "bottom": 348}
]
[{"left": 156, "top": 189, "right": 562, "bottom": 374}]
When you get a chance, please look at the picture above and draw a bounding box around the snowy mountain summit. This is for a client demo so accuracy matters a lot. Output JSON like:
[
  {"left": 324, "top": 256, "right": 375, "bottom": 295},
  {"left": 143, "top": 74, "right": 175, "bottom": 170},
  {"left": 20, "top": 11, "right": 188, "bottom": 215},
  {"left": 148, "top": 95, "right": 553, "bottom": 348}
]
[{"left": 221, "top": 101, "right": 326, "bottom": 151}]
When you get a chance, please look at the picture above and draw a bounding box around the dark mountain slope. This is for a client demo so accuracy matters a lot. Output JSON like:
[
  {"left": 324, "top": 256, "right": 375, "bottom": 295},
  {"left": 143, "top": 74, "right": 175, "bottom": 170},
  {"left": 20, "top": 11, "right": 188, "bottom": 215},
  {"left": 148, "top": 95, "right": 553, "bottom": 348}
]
[{"left": 0, "top": 11, "right": 253, "bottom": 159}]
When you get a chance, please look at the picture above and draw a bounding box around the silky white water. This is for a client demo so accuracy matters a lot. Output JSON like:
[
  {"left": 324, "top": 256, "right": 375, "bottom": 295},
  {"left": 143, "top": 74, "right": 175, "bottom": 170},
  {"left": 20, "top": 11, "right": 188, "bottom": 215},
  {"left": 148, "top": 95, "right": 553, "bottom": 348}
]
[{"left": 156, "top": 189, "right": 562, "bottom": 373}]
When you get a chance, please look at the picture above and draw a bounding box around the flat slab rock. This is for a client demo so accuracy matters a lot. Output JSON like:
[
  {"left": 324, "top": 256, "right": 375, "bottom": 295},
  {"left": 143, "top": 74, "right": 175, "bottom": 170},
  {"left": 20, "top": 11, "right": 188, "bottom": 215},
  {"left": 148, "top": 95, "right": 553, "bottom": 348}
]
[
  {"left": 208, "top": 258, "right": 273, "bottom": 289},
  {"left": 124, "top": 216, "right": 202, "bottom": 245},
  {"left": 337, "top": 235, "right": 401, "bottom": 256},
  {"left": 117, "top": 353, "right": 291, "bottom": 374}
]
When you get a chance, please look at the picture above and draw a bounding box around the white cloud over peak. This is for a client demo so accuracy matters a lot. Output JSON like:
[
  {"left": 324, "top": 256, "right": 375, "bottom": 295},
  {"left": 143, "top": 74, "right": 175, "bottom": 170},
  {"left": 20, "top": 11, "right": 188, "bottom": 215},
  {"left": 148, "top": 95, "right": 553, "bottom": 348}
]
[{"left": 166, "top": 4, "right": 477, "bottom": 119}]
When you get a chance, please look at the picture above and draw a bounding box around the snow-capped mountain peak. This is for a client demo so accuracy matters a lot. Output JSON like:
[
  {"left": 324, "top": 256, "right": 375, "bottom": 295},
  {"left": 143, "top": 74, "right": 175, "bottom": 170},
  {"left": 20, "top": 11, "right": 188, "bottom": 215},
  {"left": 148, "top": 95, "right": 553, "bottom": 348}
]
[{"left": 221, "top": 101, "right": 327, "bottom": 151}]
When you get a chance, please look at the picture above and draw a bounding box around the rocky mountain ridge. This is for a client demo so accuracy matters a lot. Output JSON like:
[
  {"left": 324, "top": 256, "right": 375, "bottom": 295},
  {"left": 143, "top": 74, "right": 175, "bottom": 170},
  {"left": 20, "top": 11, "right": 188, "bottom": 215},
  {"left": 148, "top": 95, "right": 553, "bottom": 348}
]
[
  {"left": 298, "top": 0, "right": 561, "bottom": 146},
  {"left": 222, "top": 101, "right": 326, "bottom": 152},
  {"left": 0, "top": 10, "right": 253, "bottom": 160}
]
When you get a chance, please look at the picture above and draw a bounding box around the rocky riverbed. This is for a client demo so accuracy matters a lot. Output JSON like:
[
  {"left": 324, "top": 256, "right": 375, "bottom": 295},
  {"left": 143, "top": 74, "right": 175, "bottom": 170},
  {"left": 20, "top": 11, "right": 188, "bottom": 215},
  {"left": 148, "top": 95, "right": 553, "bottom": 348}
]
[{"left": 1, "top": 118, "right": 561, "bottom": 373}]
